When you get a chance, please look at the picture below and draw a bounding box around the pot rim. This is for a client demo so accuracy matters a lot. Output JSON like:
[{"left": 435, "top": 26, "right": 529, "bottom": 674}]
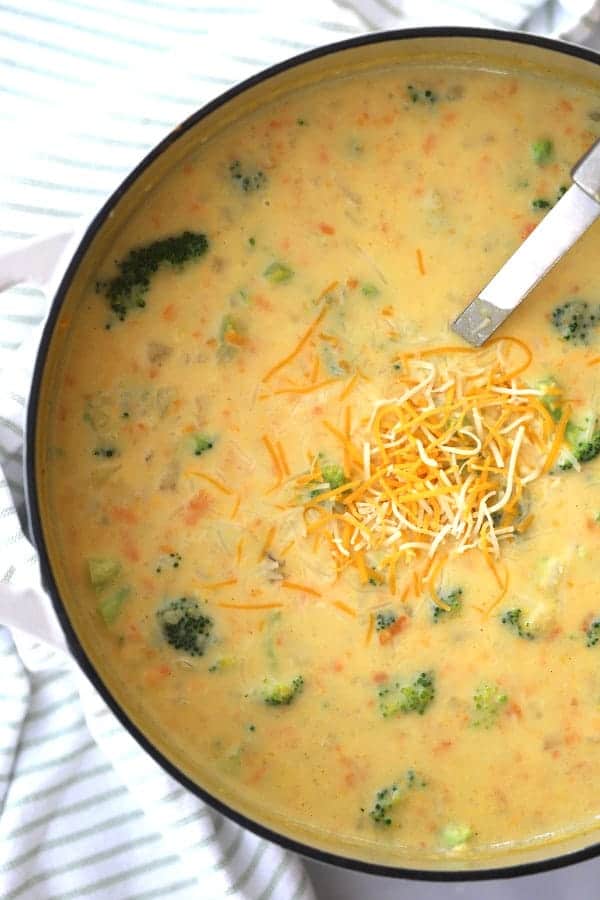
[{"left": 25, "top": 25, "right": 600, "bottom": 881}]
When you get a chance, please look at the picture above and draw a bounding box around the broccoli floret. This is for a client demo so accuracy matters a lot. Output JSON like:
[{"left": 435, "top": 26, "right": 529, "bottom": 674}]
[
  {"left": 376, "top": 610, "right": 397, "bottom": 632},
  {"left": 309, "top": 461, "right": 347, "bottom": 498},
  {"left": 98, "top": 231, "right": 209, "bottom": 321},
  {"left": 263, "top": 261, "right": 294, "bottom": 284},
  {"left": 561, "top": 415, "right": 600, "bottom": 465},
  {"left": 157, "top": 597, "right": 212, "bottom": 656},
  {"left": 262, "top": 675, "right": 304, "bottom": 706},
  {"left": 368, "top": 770, "right": 427, "bottom": 826},
  {"left": 229, "top": 160, "right": 267, "bottom": 192},
  {"left": 551, "top": 300, "right": 600, "bottom": 345},
  {"left": 471, "top": 681, "right": 508, "bottom": 728},
  {"left": 440, "top": 822, "right": 473, "bottom": 849},
  {"left": 321, "top": 463, "right": 346, "bottom": 490},
  {"left": 88, "top": 557, "right": 122, "bottom": 591},
  {"left": 432, "top": 587, "right": 463, "bottom": 622},
  {"left": 573, "top": 433, "right": 600, "bottom": 463},
  {"left": 501, "top": 608, "right": 536, "bottom": 640},
  {"left": 531, "top": 197, "right": 551, "bottom": 210},
  {"left": 586, "top": 618, "right": 600, "bottom": 647},
  {"left": 369, "top": 783, "right": 403, "bottom": 826},
  {"left": 99, "top": 585, "right": 130, "bottom": 625},
  {"left": 378, "top": 671, "right": 435, "bottom": 717},
  {"left": 192, "top": 434, "right": 214, "bottom": 456},
  {"left": 532, "top": 138, "right": 553, "bottom": 165}
]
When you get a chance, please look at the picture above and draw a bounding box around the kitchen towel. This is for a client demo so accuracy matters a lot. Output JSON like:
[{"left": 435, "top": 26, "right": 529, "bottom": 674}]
[{"left": 1, "top": 2, "right": 600, "bottom": 899}]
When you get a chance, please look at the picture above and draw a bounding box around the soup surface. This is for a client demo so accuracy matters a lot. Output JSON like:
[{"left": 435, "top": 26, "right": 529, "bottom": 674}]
[{"left": 44, "top": 60, "right": 600, "bottom": 864}]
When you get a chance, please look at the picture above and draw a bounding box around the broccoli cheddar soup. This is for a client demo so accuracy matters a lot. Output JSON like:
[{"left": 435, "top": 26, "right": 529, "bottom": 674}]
[{"left": 44, "top": 60, "right": 600, "bottom": 866}]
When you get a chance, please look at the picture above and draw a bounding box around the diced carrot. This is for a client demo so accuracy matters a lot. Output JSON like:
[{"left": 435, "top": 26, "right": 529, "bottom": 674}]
[
  {"left": 319, "top": 222, "right": 335, "bottom": 235},
  {"left": 111, "top": 506, "right": 138, "bottom": 525},
  {"left": 521, "top": 222, "right": 536, "bottom": 240},
  {"left": 422, "top": 133, "right": 437, "bottom": 155},
  {"left": 378, "top": 615, "right": 408, "bottom": 645},
  {"left": 184, "top": 490, "right": 212, "bottom": 525}
]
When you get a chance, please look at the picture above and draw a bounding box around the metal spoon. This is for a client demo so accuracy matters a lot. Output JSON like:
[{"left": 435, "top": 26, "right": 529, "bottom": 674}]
[{"left": 451, "top": 137, "right": 600, "bottom": 347}]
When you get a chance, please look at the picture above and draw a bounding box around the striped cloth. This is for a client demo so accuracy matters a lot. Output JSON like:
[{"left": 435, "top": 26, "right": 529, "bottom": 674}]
[{"left": 1, "top": 2, "right": 600, "bottom": 899}]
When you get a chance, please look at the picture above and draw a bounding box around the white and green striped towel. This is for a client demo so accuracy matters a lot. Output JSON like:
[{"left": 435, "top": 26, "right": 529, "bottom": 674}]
[{"left": 2, "top": 2, "right": 600, "bottom": 899}]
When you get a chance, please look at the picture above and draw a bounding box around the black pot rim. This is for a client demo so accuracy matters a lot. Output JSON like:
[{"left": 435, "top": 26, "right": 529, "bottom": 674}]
[{"left": 25, "top": 25, "right": 600, "bottom": 882}]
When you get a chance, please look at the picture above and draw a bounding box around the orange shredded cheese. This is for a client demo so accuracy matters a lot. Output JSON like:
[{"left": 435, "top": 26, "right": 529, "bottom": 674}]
[
  {"left": 297, "top": 338, "right": 565, "bottom": 598},
  {"left": 281, "top": 580, "right": 322, "bottom": 597},
  {"left": 187, "top": 472, "right": 233, "bottom": 494},
  {"left": 262, "top": 305, "right": 327, "bottom": 383},
  {"left": 259, "top": 525, "right": 277, "bottom": 560}
]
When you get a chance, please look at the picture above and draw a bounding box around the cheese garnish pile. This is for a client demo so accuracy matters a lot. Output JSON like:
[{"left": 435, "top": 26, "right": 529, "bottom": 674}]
[{"left": 302, "top": 338, "right": 568, "bottom": 603}]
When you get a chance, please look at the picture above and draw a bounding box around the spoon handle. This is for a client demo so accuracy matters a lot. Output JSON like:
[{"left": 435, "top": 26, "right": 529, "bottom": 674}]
[{"left": 452, "top": 138, "right": 600, "bottom": 347}]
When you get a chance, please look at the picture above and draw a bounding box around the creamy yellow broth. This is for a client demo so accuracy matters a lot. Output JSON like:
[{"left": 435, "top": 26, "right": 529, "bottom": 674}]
[{"left": 44, "top": 62, "right": 600, "bottom": 864}]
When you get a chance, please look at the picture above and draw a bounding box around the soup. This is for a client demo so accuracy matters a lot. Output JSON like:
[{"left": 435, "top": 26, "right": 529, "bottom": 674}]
[{"left": 43, "top": 59, "right": 600, "bottom": 865}]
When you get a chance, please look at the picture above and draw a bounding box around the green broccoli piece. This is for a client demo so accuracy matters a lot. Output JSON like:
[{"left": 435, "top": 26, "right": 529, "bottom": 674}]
[
  {"left": 501, "top": 608, "right": 536, "bottom": 640},
  {"left": 157, "top": 597, "right": 213, "bottom": 656},
  {"left": 376, "top": 610, "right": 397, "bottom": 632},
  {"left": 586, "top": 618, "right": 600, "bottom": 647},
  {"left": 538, "top": 377, "right": 563, "bottom": 422},
  {"left": 88, "top": 557, "right": 122, "bottom": 591},
  {"left": 321, "top": 463, "right": 346, "bottom": 489},
  {"left": 97, "top": 231, "right": 209, "bottom": 321},
  {"left": 309, "top": 461, "right": 347, "bottom": 498},
  {"left": 556, "top": 415, "right": 600, "bottom": 468},
  {"left": 532, "top": 138, "right": 554, "bottom": 165},
  {"left": 92, "top": 445, "right": 119, "bottom": 459},
  {"left": 262, "top": 675, "right": 304, "bottom": 706},
  {"left": 99, "top": 585, "right": 130, "bottom": 625},
  {"left": 471, "top": 682, "right": 508, "bottom": 728},
  {"left": 191, "top": 434, "right": 214, "bottom": 456},
  {"left": 569, "top": 422, "right": 600, "bottom": 462},
  {"left": 155, "top": 552, "right": 182, "bottom": 574},
  {"left": 368, "top": 770, "right": 427, "bottom": 826},
  {"left": 432, "top": 587, "right": 463, "bottom": 622},
  {"left": 440, "top": 822, "right": 473, "bottom": 849},
  {"left": 551, "top": 300, "right": 600, "bottom": 345},
  {"left": 407, "top": 85, "right": 437, "bottom": 104},
  {"left": 531, "top": 198, "right": 551, "bottom": 210},
  {"left": 263, "top": 261, "right": 294, "bottom": 284},
  {"left": 378, "top": 671, "right": 435, "bottom": 717},
  {"left": 361, "top": 282, "right": 380, "bottom": 297},
  {"left": 229, "top": 160, "right": 267, "bottom": 193}
]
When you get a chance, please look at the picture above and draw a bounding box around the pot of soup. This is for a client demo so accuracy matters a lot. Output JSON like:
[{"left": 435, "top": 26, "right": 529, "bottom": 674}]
[{"left": 24, "top": 26, "right": 600, "bottom": 880}]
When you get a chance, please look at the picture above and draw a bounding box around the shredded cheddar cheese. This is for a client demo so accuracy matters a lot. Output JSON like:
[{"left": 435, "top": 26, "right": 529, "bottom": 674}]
[{"left": 300, "top": 339, "right": 563, "bottom": 599}]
